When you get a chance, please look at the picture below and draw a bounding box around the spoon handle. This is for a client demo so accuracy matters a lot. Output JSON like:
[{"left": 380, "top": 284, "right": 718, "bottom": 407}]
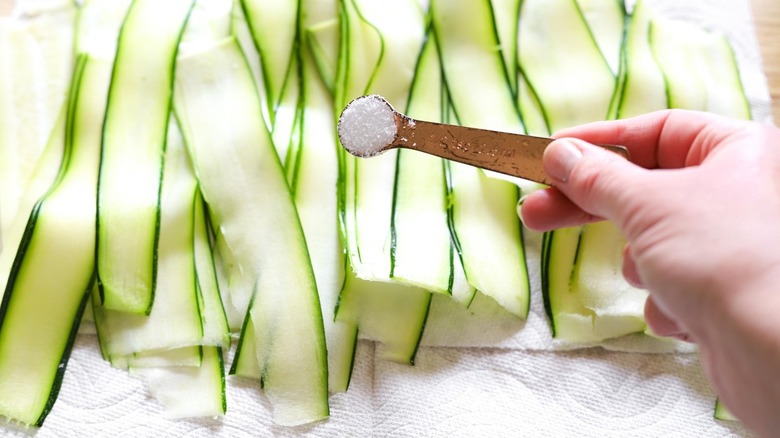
[{"left": 394, "top": 115, "right": 628, "bottom": 185}]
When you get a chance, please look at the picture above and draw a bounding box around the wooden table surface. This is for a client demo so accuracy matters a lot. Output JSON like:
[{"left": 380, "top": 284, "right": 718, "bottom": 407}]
[{"left": 0, "top": 0, "right": 777, "bottom": 122}]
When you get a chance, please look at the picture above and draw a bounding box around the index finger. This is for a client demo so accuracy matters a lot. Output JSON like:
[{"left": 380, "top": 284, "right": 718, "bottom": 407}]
[{"left": 553, "top": 109, "right": 748, "bottom": 169}]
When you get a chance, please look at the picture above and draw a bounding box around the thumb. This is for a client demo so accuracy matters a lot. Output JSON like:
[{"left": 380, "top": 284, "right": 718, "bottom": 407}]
[{"left": 543, "top": 137, "right": 646, "bottom": 228}]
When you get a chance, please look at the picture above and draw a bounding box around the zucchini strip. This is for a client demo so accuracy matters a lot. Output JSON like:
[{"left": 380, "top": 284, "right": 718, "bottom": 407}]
[
  {"left": 516, "top": 72, "right": 551, "bottom": 137},
  {"left": 0, "top": 22, "right": 62, "bottom": 245},
  {"left": 337, "top": 0, "right": 426, "bottom": 282},
  {"left": 0, "top": 55, "right": 101, "bottom": 426},
  {"left": 304, "top": 19, "right": 339, "bottom": 94},
  {"left": 614, "top": 0, "right": 667, "bottom": 119},
  {"left": 229, "top": 310, "right": 261, "bottom": 379},
  {"left": 74, "top": 0, "right": 132, "bottom": 56},
  {"left": 715, "top": 399, "right": 737, "bottom": 422},
  {"left": 230, "top": 36, "right": 359, "bottom": 390},
  {"left": 649, "top": 19, "right": 708, "bottom": 112},
  {"left": 230, "top": 0, "right": 272, "bottom": 128},
  {"left": 0, "top": 105, "right": 67, "bottom": 280},
  {"left": 295, "top": 44, "right": 358, "bottom": 391},
  {"left": 193, "top": 191, "right": 230, "bottom": 348},
  {"left": 390, "top": 30, "right": 451, "bottom": 294},
  {"left": 233, "top": 0, "right": 359, "bottom": 391},
  {"left": 695, "top": 33, "right": 751, "bottom": 120},
  {"left": 240, "top": 0, "right": 300, "bottom": 119},
  {"left": 490, "top": 0, "right": 521, "bottom": 94},
  {"left": 112, "top": 346, "right": 203, "bottom": 369},
  {"left": 543, "top": 227, "right": 590, "bottom": 340},
  {"left": 174, "top": 37, "right": 328, "bottom": 426},
  {"left": 272, "top": 54, "right": 303, "bottom": 168},
  {"left": 97, "top": 0, "right": 194, "bottom": 314},
  {"left": 529, "top": 0, "right": 648, "bottom": 343},
  {"left": 333, "top": 0, "right": 433, "bottom": 364},
  {"left": 93, "top": 117, "right": 204, "bottom": 360},
  {"left": 650, "top": 18, "right": 751, "bottom": 120},
  {"left": 432, "top": 0, "right": 530, "bottom": 318},
  {"left": 518, "top": 0, "right": 616, "bottom": 132},
  {"left": 575, "top": 0, "right": 626, "bottom": 74},
  {"left": 131, "top": 346, "right": 226, "bottom": 419},
  {"left": 0, "top": 3, "right": 77, "bottom": 246},
  {"left": 335, "top": 274, "right": 430, "bottom": 364},
  {"left": 570, "top": 222, "right": 648, "bottom": 341}
]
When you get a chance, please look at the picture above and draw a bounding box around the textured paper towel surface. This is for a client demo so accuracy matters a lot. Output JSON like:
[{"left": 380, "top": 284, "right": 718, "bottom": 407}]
[{"left": 0, "top": 0, "right": 772, "bottom": 436}]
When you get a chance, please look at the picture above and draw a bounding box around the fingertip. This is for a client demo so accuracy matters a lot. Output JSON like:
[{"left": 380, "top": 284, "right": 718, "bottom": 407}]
[
  {"left": 543, "top": 138, "right": 585, "bottom": 183},
  {"left": 546, "top": 137, "right": 644, "bottom": 228},
  {"left": 622, "top": 245, "right": 645, "bottom": 288},
  {"left": 517, "top": 190, "right": 545, "bottom": 230},
  {"left": 518, "top": 187, "right": 602, "bottom": 231},
  {"left": 645, "top": 297, "right": 691, "bottom": 342}
]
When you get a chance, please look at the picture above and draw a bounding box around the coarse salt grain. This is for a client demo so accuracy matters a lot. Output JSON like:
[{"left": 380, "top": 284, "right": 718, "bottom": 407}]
[{"left": 338, "top": 95, "right": 397, "bottom": 157}]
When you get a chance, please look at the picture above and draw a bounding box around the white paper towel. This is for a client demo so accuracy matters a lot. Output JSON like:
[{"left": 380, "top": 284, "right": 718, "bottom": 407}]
[
  {"left": 0, "top": 0, "right": 772, "bottom": 436},
  {"left": 1, "top": 338, "right": 753, "bottom": 437}
]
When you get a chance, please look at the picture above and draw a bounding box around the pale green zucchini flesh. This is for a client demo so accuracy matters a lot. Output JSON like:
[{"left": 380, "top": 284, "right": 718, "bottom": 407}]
[
  {"left": 111, "top": 346, "right": 203, "bottom": 369},
  {"left": 521, "top": 0, "right": 645, "bottom": 343},
  {"left": 229, "top": 307, "right": 261, "bottom": 379},
  {"left": 575, "top": 0, "right": 626, "bottom": 75},
  {"left": 333, "top": 0, "right": 433, "bottom": 365},
  {"left": 96, "top": 0, "right": 194, "bottom": 314},
  {"left": 432, "top": 0, "right": 530, "bottom": 318},
  {"left": 649, "top": 19, "right": 709, "bottom": 111},
  {"left": 516, "top": 73, "right": 550, "bottom": 137},
  {"left": 650, "top": 18, "right": 751, "bottom": 120},
  {"left": 192, "top": 191, "right": 230, "bottom": 348},
  {"left": 614, "top": 0, "right": 667, "bottom": 119},
  {"left": 390, "top": 30, "right": 452, "bottom": 295},
  {"left": 490, "top": 0, "right": 521, "bottom": 94},
  {"left": 518, "top": 0, "right": 616, "bottom": 131},
  {"left": 570, "top": 223, "right": 648, "bottom": 341},
  {"left": 93, "top": 117, "right": 204, "bottom": 360},
  {"left": 0, "top": 105, "right": 67, "bottom": 287},
  {"left": 335, "top": 273, "right": 430, "bottom": 364},
  {"left": 0, "top": 0, "right": 759, "bottom": 428},
  {"left": 174, "top": 37, "right": 328, "bottom": 426},
  {"left": 304, "top": 19, "right": 339, "bottom": 94},
  {"left": 0, "top": 54, "right": 103, "bottom": 426},
  {"left": 131, "top": 346, "right": 226, "bottom": 419},
  {"left": 240, "top": 0, "right": 299, "bottom": 119},
  {"left": 714, "top": 398, "right": 738, "bottom": 422},
  {"left": 295, "top": 37, "right": 358, "bottom": 392}
]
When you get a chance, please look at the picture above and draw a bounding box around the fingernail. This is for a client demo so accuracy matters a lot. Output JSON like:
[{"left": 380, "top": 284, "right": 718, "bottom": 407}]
[
  {"left": 516, "top": 196, "right": 527, "bottom": 223},
  {"left": 671, "top": 332, "right": 693, "bottom": 343},
  {"left": 517, "top": 194, "right": 530, "bottom": 207},
  {"left": 544, "top": 139, "right": 583, "bottom": 183}
]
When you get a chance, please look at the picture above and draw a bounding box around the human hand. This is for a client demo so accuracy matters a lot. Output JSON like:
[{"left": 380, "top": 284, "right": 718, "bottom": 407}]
[{"left": 520, "top": 110, "right": 780, "bottom": 437}]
